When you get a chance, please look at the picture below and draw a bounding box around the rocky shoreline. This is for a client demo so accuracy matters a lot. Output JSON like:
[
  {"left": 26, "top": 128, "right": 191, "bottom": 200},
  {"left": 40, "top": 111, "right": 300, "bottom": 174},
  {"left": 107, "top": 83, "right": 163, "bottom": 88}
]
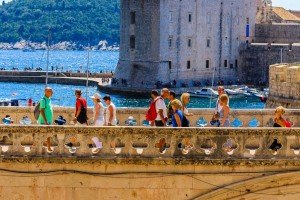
[{"left": 0, "top": 40, "right": 119, "bottom": 51}]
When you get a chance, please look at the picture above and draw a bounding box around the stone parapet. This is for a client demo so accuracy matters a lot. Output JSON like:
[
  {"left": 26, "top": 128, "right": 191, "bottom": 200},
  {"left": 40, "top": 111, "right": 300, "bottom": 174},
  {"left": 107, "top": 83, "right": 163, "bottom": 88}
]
[
  {"left": 0, "top": 126, "right": 299, "bottom": 163},
  {"left": 0, "top": 126, "right": 299, "bottom": 199},
  {"left": 0, "top": 107, "right": 299, "bottom": 127}
]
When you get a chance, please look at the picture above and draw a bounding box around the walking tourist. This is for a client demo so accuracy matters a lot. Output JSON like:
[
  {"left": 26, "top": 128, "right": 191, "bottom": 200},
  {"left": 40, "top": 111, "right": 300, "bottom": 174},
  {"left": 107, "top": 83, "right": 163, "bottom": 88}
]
[
  {"left": 90, "top": 93, "right": 105, "bottom": 126},
  {"left": 37, "top": 87, "right": 53, "bottom": 125},
  {"left": 103, "top": 95, "right": 117, "bottom": 126},
  {"left": 180, "top": 93, "right": 193, "bottom": 116},
  {"left": 155, "top": 88, "right": 169, "bottom": 126},
  {"left": 273, "top": 106, "right": 291, "bottom": 127},
  {"left": 146, "top": 89, "right": 168, "bottom": 127},
  {"left": 37, "top": 87, "right": 53, "bottom": 152},
  {"left": 167, "top": 91, "right": 176, "bottom": 125},
  {"left": 73, "top": 89, "right": 88, "bottom": 125},
  {"left": 219, "top": 94, "right": 230, "bottom": 127},
  {"left": 210, "top": 86, "right": 227, "bottom": 127},
  {"left": 170, "top": 99, "right": 184, "bottom": 127},
  {"left": 146, "top": 90, "right": 161, "bottom": 126}
]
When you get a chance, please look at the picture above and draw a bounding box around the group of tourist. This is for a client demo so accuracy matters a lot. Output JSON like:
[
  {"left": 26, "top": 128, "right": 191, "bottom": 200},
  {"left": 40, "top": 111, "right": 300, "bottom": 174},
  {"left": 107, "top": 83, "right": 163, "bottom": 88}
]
[
  {"left": 37, "top": 87, "right": 117, "bottom": 127},
  {"left": 146, "top": 87, "right": 230, "bottom": 127},
  {"left": 146, "top": 89, "right": 191, "bottom": 127},
  {"left": 36, "top": 86, "right": 291, "bottom": 129}
]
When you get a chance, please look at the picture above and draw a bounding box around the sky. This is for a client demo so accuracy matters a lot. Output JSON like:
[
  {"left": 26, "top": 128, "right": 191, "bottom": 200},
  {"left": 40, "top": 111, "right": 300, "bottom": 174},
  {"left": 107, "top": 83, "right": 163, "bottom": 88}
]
[
  {"left": 272, "top": 0, "right": 300, "bottom": 10},
  {"left": 2, "top": 0, "right": 300, "bottom": 10}
]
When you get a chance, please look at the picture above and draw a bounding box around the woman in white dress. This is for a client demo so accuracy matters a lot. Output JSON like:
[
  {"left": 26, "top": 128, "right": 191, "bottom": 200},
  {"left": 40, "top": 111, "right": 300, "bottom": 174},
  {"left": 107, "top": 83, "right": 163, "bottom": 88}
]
[{"left": 90, "top": 93, "right": 105, "bottom": 126}]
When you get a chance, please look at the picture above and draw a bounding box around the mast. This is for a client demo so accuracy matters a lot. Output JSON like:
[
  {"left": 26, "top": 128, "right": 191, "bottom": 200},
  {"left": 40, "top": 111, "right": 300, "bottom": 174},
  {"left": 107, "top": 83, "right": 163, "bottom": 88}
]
[
  {"left": 45, "top": 29, "right": 50, "bottom": 87},
  {"left": 86, "top": 45, "right": 90, "bottom": 99}
]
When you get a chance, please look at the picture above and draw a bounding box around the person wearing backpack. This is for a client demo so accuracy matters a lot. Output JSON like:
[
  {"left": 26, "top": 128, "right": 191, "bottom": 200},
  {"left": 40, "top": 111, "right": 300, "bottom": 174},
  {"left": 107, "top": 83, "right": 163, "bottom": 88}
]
[
  {"left": 147, "top": 89, "right": 168, "bottom": 127},
  {"left": 73, "top": 89, "right": 88, "bottom": 125},
  {"left": 37, "top": 87, "right": 53, "bottom": 125},
  {"left": 36, "top": 87, "right": 53, "bottom": 152}
]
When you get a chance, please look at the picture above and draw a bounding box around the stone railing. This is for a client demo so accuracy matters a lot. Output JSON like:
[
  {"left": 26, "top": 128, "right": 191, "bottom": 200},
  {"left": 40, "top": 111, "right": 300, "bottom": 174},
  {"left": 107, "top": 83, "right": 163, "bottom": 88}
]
[
  {"left": 0, "top": 126, "right": 299, "bottom": 162},
  {"left": 0, "top": 107, "right": 299, "bottom": 127}
]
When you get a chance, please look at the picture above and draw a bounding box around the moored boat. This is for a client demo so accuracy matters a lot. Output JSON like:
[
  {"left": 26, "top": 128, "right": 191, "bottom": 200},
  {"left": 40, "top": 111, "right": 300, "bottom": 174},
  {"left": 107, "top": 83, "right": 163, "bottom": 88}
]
[{"left": 188, "top": 88, "right": 219, "bottom": 98}]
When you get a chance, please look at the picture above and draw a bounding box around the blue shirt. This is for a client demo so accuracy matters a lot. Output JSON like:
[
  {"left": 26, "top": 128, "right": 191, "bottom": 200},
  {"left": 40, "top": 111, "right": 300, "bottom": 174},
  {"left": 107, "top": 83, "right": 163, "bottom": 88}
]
[{"left": 172, "top": 110, "right": 184, "bottom": 127}]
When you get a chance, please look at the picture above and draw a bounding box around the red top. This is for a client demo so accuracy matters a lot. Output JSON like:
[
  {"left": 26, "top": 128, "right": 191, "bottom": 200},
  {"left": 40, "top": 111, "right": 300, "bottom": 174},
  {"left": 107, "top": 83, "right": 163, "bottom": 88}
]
[
  {"left": 28, "top": 98, "right": 33, "bottom": 106},
  {"left": 76, "top": 97, "right": 87, "bottom": 113}
]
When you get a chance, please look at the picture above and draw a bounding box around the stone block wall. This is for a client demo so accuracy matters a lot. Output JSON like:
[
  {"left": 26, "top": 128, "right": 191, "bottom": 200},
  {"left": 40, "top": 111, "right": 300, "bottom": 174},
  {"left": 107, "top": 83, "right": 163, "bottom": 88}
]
[
  {"left": 238, "top": 44, "right": 300, "bottom": 85},
  {"left": 255, "top": 23, "right": 300, "bottom": 43},
  {"left": 114, "top": 0, "right": 259, "bottom": 89},
  {"left": 114, "top": 0, "right": 162, "bottom": 88},
  {"left": 266, "top": 63, "right": 300, "bottom": 108}
]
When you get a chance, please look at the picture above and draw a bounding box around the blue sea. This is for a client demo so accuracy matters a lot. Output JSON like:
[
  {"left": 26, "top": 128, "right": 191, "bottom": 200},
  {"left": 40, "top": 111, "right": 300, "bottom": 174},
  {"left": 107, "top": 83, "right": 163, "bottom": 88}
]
[
  {"left": 0, "top": 50, "right": 118, "bottom": 73},
  {"left": 0, "top": 50, "right": 265, "bottom": 108}
]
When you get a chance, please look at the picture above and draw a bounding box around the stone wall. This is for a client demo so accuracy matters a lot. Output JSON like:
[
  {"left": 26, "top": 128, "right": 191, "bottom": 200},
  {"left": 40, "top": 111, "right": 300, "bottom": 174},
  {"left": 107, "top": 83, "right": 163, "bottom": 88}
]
[
  {"left": 0, "top": 126, "right": 299, "bottom": 199},
  {"left": 266, "top": 63, "right": 300, "bottom": 108},
  {"left": 1, "top": 107, "right": 299, "bottom": 127},
  {"left": 255, "top": 23, "right": 300, "bottom": 43},
  {"left": 114, "top": 0, "right": 161, "bottom": 88},
  {"left": 0, "top": 71, "right": 112, "bottom": 78},
  {"left": 114, "top": 0, "right": 259, "bottom": 89},
  {"left": 0, "top": 76, "right": 100, "bottom": 86},
  {"left": 238, "top": 44, "right": 300, "bottom": 85}
]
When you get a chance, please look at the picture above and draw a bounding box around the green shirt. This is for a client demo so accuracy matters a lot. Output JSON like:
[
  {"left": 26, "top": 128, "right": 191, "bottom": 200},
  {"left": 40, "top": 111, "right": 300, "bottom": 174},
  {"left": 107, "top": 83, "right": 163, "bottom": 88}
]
[{"left": 37, "top": 96, "right": 53, "bottom": 125}]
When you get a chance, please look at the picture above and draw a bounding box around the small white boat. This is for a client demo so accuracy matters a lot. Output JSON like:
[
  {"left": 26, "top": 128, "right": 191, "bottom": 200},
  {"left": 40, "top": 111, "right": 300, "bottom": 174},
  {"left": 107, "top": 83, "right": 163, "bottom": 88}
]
[
  {"left": 188, "top": 88, "right": 218, "bottom": 98},
  {"left": 0, "top": 98, "right": 25, "bottom": 106},
  {"left": 225, "top": 89, "right": 246, "bottom": 98}
]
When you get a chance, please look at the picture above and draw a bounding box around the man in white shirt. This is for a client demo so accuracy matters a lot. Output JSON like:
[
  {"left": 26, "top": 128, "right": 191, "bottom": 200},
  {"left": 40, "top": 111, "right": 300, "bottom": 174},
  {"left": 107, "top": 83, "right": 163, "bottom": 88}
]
[{"left": 154, "top": 88, "right": 169, "bottom": 127}]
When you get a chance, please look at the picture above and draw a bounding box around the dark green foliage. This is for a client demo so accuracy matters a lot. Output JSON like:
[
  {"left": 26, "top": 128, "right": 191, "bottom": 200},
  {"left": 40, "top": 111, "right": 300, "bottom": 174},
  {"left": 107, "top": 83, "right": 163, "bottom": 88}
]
[{"left": 0, "top": 0, "right": 120, "bottom": 45}]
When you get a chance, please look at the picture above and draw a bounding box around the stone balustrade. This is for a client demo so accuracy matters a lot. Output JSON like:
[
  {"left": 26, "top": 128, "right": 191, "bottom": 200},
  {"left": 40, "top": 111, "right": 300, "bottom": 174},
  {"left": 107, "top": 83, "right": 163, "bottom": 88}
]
[
  {"left": 0, "top": 106, "right": 299, "bottom": 127},
  {"left": 0, "top": 126, "right": 299, "bottom": 161}
]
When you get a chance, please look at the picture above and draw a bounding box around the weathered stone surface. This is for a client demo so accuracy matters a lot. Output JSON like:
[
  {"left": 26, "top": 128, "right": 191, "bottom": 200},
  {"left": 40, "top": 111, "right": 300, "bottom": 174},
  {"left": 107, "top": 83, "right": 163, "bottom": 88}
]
[
  {"left": 266, "top": 63, "right": 300, "bottom": 108},
  {"left": 115, "top": 0, "right": 258, "bottom": 88},
  {"left": 0, "top": 107, "right": 299, "bottom": 127},
  {"left": 0, "top": 125, "right": 299, "bottom": 199}
]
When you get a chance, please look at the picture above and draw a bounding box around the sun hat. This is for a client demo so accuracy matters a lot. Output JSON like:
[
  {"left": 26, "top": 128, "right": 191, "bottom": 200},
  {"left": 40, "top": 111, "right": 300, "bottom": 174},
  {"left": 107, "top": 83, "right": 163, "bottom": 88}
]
[{"left": 90, "top": 93, "right": 101, "bottom": 100}]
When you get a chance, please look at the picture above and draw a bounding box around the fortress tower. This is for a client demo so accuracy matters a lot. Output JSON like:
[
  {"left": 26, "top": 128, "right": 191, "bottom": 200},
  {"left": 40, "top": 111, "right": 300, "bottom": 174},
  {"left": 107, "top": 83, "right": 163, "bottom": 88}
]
[{"left": 114, "top": 0, "right": 263, "bottom": 88}]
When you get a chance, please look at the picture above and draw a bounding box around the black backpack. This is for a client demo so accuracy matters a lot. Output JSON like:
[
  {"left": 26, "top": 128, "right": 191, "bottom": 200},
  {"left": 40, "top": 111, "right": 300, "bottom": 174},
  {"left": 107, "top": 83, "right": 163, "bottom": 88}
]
[{"left": 182, "top": 115, "right": 190, "bottom": 127}]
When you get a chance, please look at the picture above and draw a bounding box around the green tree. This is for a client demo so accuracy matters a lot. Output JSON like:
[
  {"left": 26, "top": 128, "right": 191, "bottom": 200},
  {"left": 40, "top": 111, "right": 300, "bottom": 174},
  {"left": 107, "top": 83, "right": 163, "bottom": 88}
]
[{"left": 0, "top": 0, "right": 120, "bottom": 45}]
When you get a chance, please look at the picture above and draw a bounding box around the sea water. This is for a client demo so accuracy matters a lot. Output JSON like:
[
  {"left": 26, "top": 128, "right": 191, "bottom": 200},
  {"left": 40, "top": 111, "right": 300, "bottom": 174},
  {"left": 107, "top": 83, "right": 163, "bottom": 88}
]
[{"left": 0, "top": 50, "right": 265, "bottom": 108}]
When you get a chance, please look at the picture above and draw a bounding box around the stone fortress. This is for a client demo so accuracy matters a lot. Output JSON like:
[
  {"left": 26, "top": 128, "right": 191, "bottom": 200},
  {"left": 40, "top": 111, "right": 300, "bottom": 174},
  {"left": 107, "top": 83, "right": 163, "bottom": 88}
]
[
  {"left": 266, "top": 63, "right": 300, "bottom": 108},
  {"left": 114, "top": 0, "right": 300, "bottom": 89}
]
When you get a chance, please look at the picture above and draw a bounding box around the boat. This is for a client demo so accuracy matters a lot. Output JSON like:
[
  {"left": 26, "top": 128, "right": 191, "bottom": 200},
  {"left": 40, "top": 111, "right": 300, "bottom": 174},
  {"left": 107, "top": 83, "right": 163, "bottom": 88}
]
[
  {"left": 0, "top": 98, "right": 26, "bottom": 106},
  {"left": 225, "top": 89, "right": 245, "bottom": 98},
  {"left": 188, "top": 88, "right": 219, "bottom": 98},
  {"left": 22, "top": 47, "right": 36, "bottom": 52},
  {"left": 253, "top": 92, "right": 268, "bottom": 103}
]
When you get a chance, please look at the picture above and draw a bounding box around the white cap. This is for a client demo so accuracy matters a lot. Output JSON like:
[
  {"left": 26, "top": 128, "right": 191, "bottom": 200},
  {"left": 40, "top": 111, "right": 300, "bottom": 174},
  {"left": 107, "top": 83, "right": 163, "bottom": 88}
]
[{"left": 90, "top": 93, "right": 101, "bottom": 100}]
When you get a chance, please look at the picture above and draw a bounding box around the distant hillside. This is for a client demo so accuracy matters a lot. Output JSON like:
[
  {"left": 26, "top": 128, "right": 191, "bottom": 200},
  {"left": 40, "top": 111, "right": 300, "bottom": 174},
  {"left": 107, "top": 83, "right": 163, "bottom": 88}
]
[{"left": 0, "top": 0, "right": 120, "bottom": 45}]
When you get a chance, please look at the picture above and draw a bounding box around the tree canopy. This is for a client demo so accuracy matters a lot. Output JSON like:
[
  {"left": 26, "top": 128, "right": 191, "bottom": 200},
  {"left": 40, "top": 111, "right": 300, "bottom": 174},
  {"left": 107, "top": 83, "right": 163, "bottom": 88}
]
[{"left": 0, "top": 0, "right": 120, "bottom": 45}]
